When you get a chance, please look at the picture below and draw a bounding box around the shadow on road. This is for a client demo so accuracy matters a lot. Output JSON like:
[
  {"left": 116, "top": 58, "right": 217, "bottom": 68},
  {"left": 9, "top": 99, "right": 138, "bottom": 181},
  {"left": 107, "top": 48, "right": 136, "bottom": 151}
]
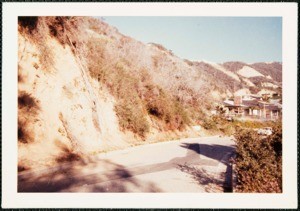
[
  {"left": 180, "top": 143, "right": 235, "bottom": 164},
  {"left": 18, "top": 156, "right": 161, "bottom": 192},
  {"left": 179, "top": 143, "right": 235, "bottom": 192}
]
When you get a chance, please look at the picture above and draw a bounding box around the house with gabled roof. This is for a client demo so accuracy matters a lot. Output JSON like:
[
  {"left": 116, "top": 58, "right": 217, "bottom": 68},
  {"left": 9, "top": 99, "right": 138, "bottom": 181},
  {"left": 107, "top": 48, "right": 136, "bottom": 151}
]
[{"left": 223, "top": 95, "right": 281, "bottom": 120}]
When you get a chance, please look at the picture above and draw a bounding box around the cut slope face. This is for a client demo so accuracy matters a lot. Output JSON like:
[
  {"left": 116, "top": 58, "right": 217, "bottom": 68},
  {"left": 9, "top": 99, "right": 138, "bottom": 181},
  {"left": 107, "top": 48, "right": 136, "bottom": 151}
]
[
  {"left": 205, "top": 61, "right": 241, "bottom": 82},
  {"left": 18, "top": 23, "right": 127, "bottom": 169},
  {"left": 18, "top": 34, "right": 101, "bottom": 167},
  {"left": 223, "top": 61, "right": 282, "bottom": 84},
  {"left": 250, "top": 62, "right": 282, "bottom": 82},
  {"left": 237, "top": 66, "right": 265, "bottom": 78},
  {"left": 242, "top": 78, "right": 255, "bottom": 87}
]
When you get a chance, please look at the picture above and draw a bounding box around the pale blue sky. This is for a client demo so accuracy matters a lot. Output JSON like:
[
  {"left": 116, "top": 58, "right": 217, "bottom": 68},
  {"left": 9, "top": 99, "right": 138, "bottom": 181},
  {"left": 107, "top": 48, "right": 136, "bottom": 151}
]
[{"left": 102, "top": 17, "right": 282, "bottom": 63}]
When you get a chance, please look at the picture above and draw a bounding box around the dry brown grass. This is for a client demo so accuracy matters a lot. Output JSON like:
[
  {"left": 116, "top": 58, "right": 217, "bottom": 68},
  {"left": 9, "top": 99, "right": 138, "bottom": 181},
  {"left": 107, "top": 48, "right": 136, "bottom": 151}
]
[
  {"left": 18, "top": 17, "right": 54, "bottom": 72},
  {"left": 18, "top": 91, "right": 40, "bottom": 144},
  {"left": 18, "top": 164, "right": 30, "bottom": 172},
  {"left": 18, "top": 17, "right": 39, "bottom": 34},
  {"left": 18, "top": 16, "right": 90, "bottom": 72},
  {"left": 18, "top": 91, "right": 39, "bottom": 111},
  {"left": 54, "top": 140, "right": 82, "bottom": 163},
  {"left": 18, "top": 119, "right": 32, "bottom": 144}
]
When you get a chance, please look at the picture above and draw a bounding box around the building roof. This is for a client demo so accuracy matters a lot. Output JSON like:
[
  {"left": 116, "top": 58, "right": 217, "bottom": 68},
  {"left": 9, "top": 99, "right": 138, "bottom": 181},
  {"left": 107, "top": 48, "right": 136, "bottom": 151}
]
[
  {"left": 242, "top": 100, "right": 260, "bottom": 107},
  {"left": 223, "top": 100, "right": 246, "bottom": 107},
  {"left": 223, "top": 99, "right": 281, "bottom": 110}
]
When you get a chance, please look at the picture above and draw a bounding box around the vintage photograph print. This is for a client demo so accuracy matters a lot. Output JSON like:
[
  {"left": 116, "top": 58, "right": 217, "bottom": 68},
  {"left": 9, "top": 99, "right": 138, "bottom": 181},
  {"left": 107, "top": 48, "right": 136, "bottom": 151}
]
[{"left": 17, "top": 16, "right": 283, "bottom": 193}]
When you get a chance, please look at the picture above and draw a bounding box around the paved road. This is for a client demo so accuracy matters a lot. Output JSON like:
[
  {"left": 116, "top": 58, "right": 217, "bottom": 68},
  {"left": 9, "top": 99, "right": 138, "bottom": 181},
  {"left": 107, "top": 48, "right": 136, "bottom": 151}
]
[{"left": 18, "top": 136, "right": 235, "bottom": 192}]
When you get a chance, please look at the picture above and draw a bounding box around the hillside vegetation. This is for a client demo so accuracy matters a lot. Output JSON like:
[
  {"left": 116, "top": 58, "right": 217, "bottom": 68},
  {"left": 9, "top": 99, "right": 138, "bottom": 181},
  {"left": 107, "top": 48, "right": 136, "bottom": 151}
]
[
  {"left": 234, "top": 122, "right": 282, "bottom": 193},
  {"left": 18, "top": 16, "right": 282, "bottom": 170}
]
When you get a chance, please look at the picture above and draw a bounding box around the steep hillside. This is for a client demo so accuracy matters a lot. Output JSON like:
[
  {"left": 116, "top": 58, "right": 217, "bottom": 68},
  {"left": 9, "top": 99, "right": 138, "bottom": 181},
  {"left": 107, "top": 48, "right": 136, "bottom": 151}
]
[
  {"left": 17, "top": 17, "right": 282, "bottom": 170},
  {"left": 18, "top": 17, "right": 130, "bottom": 170},
  {"left": 17, "top": 17, "right": 207, "bottom": 170}
]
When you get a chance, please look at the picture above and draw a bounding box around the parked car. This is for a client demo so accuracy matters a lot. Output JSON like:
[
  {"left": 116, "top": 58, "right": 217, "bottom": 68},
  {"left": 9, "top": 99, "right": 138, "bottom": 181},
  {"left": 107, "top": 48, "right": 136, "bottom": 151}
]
[{"left": 257, "top": 127, "right": 273, "bottom": 136}]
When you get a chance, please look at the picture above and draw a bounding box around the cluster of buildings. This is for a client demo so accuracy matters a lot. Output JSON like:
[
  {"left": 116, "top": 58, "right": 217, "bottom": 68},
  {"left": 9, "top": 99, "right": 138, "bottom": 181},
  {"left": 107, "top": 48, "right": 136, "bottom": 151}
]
[{"left": 220, "top": 94, "right": 282, "bottom": 121}]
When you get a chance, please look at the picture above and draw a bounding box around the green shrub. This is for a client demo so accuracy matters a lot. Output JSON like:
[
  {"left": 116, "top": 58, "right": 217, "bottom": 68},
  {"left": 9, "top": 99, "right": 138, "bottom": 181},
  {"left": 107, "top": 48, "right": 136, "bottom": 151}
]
[
  {"left": 201, "top": 115, "right": 276, "bottom": 136},
  {"left": 145, "top": 89, "right": 190, "bottom": 131},
  {"left": 87, "top": 38, "right": 151, "bottom": 137},
  {"left": 110, "top": 70, "right": 150, "bottom": 137},
  {"left": 115, "top": 99, "right": 150, "bottom": 138},
  {"left": 202, "top": 115, "right": 227, "bottom": 131},
  {"left": 237, "top": 120, "right": 272, "bottom": 129},
  {"left": 202, "top": 117, "right": 218, "bottom": 130},
  {"left": 234, "top": 123, "right": 282, "bottom": 193}
]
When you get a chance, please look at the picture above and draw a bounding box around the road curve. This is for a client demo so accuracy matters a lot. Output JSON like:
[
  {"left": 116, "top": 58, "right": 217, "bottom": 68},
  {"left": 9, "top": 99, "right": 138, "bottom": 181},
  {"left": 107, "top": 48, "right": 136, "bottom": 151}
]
[{"left": 18, "top": 136, "right": 235, "bottom": 192}]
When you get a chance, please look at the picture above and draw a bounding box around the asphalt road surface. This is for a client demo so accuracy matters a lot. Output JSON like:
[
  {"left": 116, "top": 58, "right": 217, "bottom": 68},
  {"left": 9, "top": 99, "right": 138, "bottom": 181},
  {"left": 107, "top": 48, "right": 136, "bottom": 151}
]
[{"left": 18, "top": 136, "right": 235, "bottom": 192}]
